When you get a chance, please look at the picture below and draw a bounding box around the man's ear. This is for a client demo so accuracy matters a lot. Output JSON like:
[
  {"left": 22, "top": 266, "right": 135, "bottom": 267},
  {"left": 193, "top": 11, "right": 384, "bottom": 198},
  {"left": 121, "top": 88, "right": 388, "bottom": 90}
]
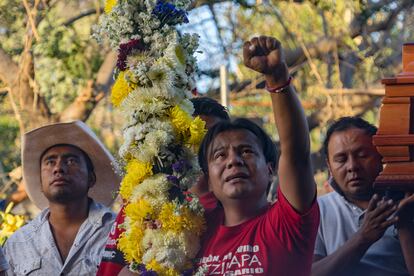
[
  {"left": 326, "top": 158, "right": 332, "bottom": 176},
  {"left": 88, "top": 172, "right": 96, "bottom": 188},
  {"left": 267, "top": 163, "right": 274, "bottom": 178}
]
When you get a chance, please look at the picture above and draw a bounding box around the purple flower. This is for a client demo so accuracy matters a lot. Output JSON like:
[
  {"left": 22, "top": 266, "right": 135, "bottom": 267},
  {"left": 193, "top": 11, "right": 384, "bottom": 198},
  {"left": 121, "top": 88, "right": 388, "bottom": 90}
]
[
  {"left": 172, "top": 160, "right": 192, "bottom": 173},
  {"left": 142, "top": 271, "right": 158, "bottom": 276},
  {"left": 182, "top": 269, "right": 193, "bottom": 276},
  {"left": 167, "top": 175, "right": 179, "bottom": 185},
  {"left": 131, "top": 263, "right": 158, "bottom": 275}
]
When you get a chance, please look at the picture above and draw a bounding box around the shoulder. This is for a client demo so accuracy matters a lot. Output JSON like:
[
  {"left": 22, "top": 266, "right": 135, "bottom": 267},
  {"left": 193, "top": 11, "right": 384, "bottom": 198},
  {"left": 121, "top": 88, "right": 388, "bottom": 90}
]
[
  {"left": 317, "top": 192, "right": 342, "bottom": 209},
  {"left": 89, "top": 201, "right": 116, "bottom": 225},
  {"left": 5, "top": 212, "right": 47, "bottom": 245}
]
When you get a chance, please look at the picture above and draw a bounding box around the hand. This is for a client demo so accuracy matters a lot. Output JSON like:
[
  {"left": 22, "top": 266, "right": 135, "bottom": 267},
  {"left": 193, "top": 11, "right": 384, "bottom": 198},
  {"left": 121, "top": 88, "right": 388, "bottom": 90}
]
[
  {"left": 356, "top": 194, "right": 398, "bottom": 245},
  {"left": 243, "top": 36, "right": 289, "bottom": 87},
  {"left": 395, "top": 193, "right": 414, "bottom": 229}
]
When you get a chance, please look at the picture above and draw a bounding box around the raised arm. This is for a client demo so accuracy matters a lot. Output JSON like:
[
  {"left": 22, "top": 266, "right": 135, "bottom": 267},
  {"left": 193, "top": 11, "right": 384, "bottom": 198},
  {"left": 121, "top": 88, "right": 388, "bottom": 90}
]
[{"left": 243, "top": 36, "right": 315, "bottom": 212}]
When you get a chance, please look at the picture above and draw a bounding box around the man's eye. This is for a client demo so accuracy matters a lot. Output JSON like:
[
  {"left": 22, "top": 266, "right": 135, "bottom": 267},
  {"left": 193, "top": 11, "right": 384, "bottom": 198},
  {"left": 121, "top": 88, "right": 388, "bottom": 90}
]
[
  {"left": 334, "top": 157, "right": 346, "bottom": 163},
  {"left": 358, "top": 152, "right": 368, "bottom": 158},
  {"left": 45, "top": 160, "right": 54, "bottom": 166},
  {"left": 242, "top": 149, "right": 254, "bottom": 154},
  {"left": 214, "top": 152, "right": 225, "bottom": 159},
  {"left": 67, "top": 158, "right": 77, "bottom": 165}
]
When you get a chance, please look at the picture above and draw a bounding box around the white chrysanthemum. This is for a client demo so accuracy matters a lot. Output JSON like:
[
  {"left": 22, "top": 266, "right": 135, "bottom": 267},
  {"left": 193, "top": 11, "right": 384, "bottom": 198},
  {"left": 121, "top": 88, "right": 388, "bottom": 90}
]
[
  {"left": 177, "top": 98, "right": 195, "bottom": 116},
  {"left": 131, "top": 174, "right": 171, "bottom": 209},
  {"left": 136, "top": 85, "right": 187, "bottom": 102},
  {"left": 121, "top": 93, "right": 171, "bottom": 123},
  {"left": 141, "top": 230, "right": 193, "bottom": 269},
  {"left": 133, "top": 129, "right": 172, "bottom": 163},
  {"left": 122, "top": 118, "right": 175, "bottom": 163},
  {"left": 147, "top": 61, "right": 175, "bottom": 89},
  {"left": 119, "top": 126, "right": 136, "bottom": 159}
]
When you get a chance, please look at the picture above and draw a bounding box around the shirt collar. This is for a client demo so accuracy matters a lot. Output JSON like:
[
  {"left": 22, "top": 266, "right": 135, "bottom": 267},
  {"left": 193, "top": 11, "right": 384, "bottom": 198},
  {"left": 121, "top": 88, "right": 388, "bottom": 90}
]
[{"left": 35, "top": 199, "right": 112, "bottom": 228}]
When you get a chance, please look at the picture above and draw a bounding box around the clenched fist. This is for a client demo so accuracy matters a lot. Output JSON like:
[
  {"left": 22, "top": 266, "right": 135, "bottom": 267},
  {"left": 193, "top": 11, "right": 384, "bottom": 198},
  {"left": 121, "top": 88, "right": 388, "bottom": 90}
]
[{"left": 243, "top": 36, "right": 289, "bottom": 87}]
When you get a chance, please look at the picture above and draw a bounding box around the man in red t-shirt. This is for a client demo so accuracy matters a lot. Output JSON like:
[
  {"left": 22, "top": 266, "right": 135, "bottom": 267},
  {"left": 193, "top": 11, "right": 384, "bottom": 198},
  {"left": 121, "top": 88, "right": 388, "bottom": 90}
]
[
  {"left": 192, "top": 36, "right": 319, "bottom": 275},
  {"left": 96, "top": 97, "right": 230, "bottom": 276}
]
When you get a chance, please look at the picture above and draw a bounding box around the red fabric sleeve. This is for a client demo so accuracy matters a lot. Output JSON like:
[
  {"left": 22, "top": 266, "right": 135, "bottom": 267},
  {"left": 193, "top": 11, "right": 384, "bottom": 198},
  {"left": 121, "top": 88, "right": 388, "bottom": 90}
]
[
  {"left": 270, "top": 187, "right": 320, "bottom": 254},
  {"left": 198, "top": 192, "right": 218, "bottom": 212},
  {"left": 96, "top": 206, "right": 128, "bottom": 276}
]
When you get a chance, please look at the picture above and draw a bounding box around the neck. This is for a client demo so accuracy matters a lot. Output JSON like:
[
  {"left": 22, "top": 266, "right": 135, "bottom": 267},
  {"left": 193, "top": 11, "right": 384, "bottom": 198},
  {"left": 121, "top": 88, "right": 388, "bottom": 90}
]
[
  {"left": 48, "top": 198, "right": 90, "bottom": 227},
  {"left": 221, "top": 195, "right": 268, "bottom": 226}
]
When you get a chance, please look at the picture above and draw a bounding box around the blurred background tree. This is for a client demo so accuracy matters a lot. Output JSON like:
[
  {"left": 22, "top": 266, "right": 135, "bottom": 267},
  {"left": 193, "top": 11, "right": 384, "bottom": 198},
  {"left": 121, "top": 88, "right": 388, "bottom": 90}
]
[{"left": 0, "top": 0, "right": 413, "bottom": 212}]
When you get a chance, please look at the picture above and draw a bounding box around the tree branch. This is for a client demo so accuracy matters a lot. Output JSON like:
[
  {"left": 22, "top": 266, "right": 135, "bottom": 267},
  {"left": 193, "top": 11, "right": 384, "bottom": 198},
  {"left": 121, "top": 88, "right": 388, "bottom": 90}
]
[
  {"left": 63, "top": 8, "right": 104, "bottom": 26},
  {"left": 59, "top": 51, "right": 117, "bottom": 122},
  {"left": 0, "top": 48, "right": 19, "bottom": 85}
]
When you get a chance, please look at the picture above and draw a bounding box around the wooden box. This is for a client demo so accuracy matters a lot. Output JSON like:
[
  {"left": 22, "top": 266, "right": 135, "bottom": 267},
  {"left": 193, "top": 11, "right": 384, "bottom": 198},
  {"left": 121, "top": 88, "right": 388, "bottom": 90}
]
[{"left": 373, "top": 43, "right": 414, "bottom": 191}]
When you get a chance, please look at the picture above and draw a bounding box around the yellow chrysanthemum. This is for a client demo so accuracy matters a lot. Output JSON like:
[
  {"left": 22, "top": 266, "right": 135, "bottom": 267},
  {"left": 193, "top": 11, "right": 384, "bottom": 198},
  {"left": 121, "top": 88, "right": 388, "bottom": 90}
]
[
  {"left": 0, "top": 203, "right": 25, "bottom": 246},
  {"left": 146, "top": 259, "right": 180, "bottom": 276},
  {"left": 125, "top": 199, "right": 154, "bottom": 223},
  {"left": 188, "top": 116, "right": 206, "bottom": 146},
  {"left": 111, "top": 71, "right": 134, "bottom": 107},
  {"left": 118, "top": 226, "right": 144, "bottom": 263},
  {"left": 170, "top": 105, "right": 192, "bottom": 137},
  {"left": 104, "top": 0, "right": 117, "bottom": 13},
  {"left": 158, "top": 203, "right": 205, "bottom": 235},
  {"left": 119, "top": 160, "right": 153, "bottom": 200}
]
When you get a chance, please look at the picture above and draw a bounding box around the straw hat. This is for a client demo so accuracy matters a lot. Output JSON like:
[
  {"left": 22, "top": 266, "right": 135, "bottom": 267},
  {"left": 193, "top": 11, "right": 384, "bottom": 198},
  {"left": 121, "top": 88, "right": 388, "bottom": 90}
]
[{"left": 22, "top": 121, "right": 120, "bottom": 209}]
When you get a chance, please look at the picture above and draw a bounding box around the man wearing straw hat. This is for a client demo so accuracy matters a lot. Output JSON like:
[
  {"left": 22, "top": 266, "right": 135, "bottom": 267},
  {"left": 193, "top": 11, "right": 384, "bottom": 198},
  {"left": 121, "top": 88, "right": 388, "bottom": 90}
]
[{"left": 4, "top": 121, "right": 120, "bottom": 276}]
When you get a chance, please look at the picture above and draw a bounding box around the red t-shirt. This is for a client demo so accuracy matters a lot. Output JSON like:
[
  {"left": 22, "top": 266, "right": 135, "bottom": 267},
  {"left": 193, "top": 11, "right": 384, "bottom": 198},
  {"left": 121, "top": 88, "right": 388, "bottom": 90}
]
[
  {"left": 196, "top": 188, "right": 319, "bottom": 276},
  {"left": 96, "top": 206, "right": 127, "bottom": 276}
]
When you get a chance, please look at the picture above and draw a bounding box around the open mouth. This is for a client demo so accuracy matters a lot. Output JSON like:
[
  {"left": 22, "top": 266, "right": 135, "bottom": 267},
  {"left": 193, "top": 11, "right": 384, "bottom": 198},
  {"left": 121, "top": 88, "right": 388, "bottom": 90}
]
[{"left": 225, "top": 172, "right": 248, "bottom": 182}]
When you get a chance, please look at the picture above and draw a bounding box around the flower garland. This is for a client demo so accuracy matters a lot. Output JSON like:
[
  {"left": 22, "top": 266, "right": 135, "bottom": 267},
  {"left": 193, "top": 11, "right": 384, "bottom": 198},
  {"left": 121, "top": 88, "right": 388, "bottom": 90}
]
[{"left": 95, "top": 0, "right": 207, "bottom": 275}]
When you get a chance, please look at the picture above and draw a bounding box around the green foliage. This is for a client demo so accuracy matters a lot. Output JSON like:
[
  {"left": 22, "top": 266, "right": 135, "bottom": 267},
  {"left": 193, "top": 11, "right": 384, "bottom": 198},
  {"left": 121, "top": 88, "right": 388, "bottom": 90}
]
[
  {"left": 0, "top": 116, "right": 20, "bottom": 173},
  {"left": 0, "top": 1, "right": 106, "bottom": 114},
  {"left": 32, "top": 7, "right": 105, "bottom": 113}
]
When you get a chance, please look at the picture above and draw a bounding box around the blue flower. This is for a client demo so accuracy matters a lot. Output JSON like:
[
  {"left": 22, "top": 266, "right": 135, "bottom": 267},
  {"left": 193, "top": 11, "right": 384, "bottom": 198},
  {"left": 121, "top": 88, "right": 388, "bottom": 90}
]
[{"left": 152, "top": 0, "right": 189, "bottom": 25}]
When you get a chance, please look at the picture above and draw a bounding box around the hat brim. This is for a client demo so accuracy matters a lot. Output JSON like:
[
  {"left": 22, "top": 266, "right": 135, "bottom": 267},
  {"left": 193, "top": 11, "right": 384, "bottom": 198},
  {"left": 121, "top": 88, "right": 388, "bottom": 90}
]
[{"left": 22, "top": 121, "right": 121, "bottom": 209}]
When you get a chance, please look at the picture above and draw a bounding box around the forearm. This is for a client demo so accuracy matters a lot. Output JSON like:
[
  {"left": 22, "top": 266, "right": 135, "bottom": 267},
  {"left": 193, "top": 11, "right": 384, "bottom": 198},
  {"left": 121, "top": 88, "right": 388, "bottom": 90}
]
[
  {"left": 312, "top": 235, "right": 371, "bottom": 276},
  {"left": 269, "top": 84, "right": 310, "bottom": 159},
  {"left": 268, "top": 75, "right": 315, "bottom": 211},
  {"left": 398, "top": 223, "right": 414, "bottom": 274}
]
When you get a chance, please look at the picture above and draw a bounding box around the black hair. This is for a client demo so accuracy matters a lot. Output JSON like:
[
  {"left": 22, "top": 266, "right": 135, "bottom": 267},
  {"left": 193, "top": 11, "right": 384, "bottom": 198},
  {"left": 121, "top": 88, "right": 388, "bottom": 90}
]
[
  {"left": 198, "top": 118, "right": 277, "bottom": 174},
  {"left": 323, "top": 116, "right": 377, "bottom": 159},
  {"left": 191, "top": 97, "right": 230, "bottom": 121},
  {"left": 40, "top": 144, "right": 95, "bottom": 176}
]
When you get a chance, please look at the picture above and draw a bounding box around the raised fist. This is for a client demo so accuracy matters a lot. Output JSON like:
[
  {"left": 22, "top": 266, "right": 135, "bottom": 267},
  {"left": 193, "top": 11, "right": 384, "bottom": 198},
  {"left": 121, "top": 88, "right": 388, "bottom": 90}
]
[{"left": 243, "top": 36, "right": 289, "bottom": 86}]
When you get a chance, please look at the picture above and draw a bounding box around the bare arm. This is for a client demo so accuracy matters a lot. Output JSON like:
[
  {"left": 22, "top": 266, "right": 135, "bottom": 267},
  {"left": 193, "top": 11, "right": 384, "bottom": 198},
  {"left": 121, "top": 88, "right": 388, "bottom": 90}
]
[
  {"left": 312, "top": 195, "right": 398, "bottom": 276},
  {"left": 243, "top": 36, "right": 315, "bottom": 212},
  {"left": 312, "top": 235, "right": 371, "bottom": 276}
]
